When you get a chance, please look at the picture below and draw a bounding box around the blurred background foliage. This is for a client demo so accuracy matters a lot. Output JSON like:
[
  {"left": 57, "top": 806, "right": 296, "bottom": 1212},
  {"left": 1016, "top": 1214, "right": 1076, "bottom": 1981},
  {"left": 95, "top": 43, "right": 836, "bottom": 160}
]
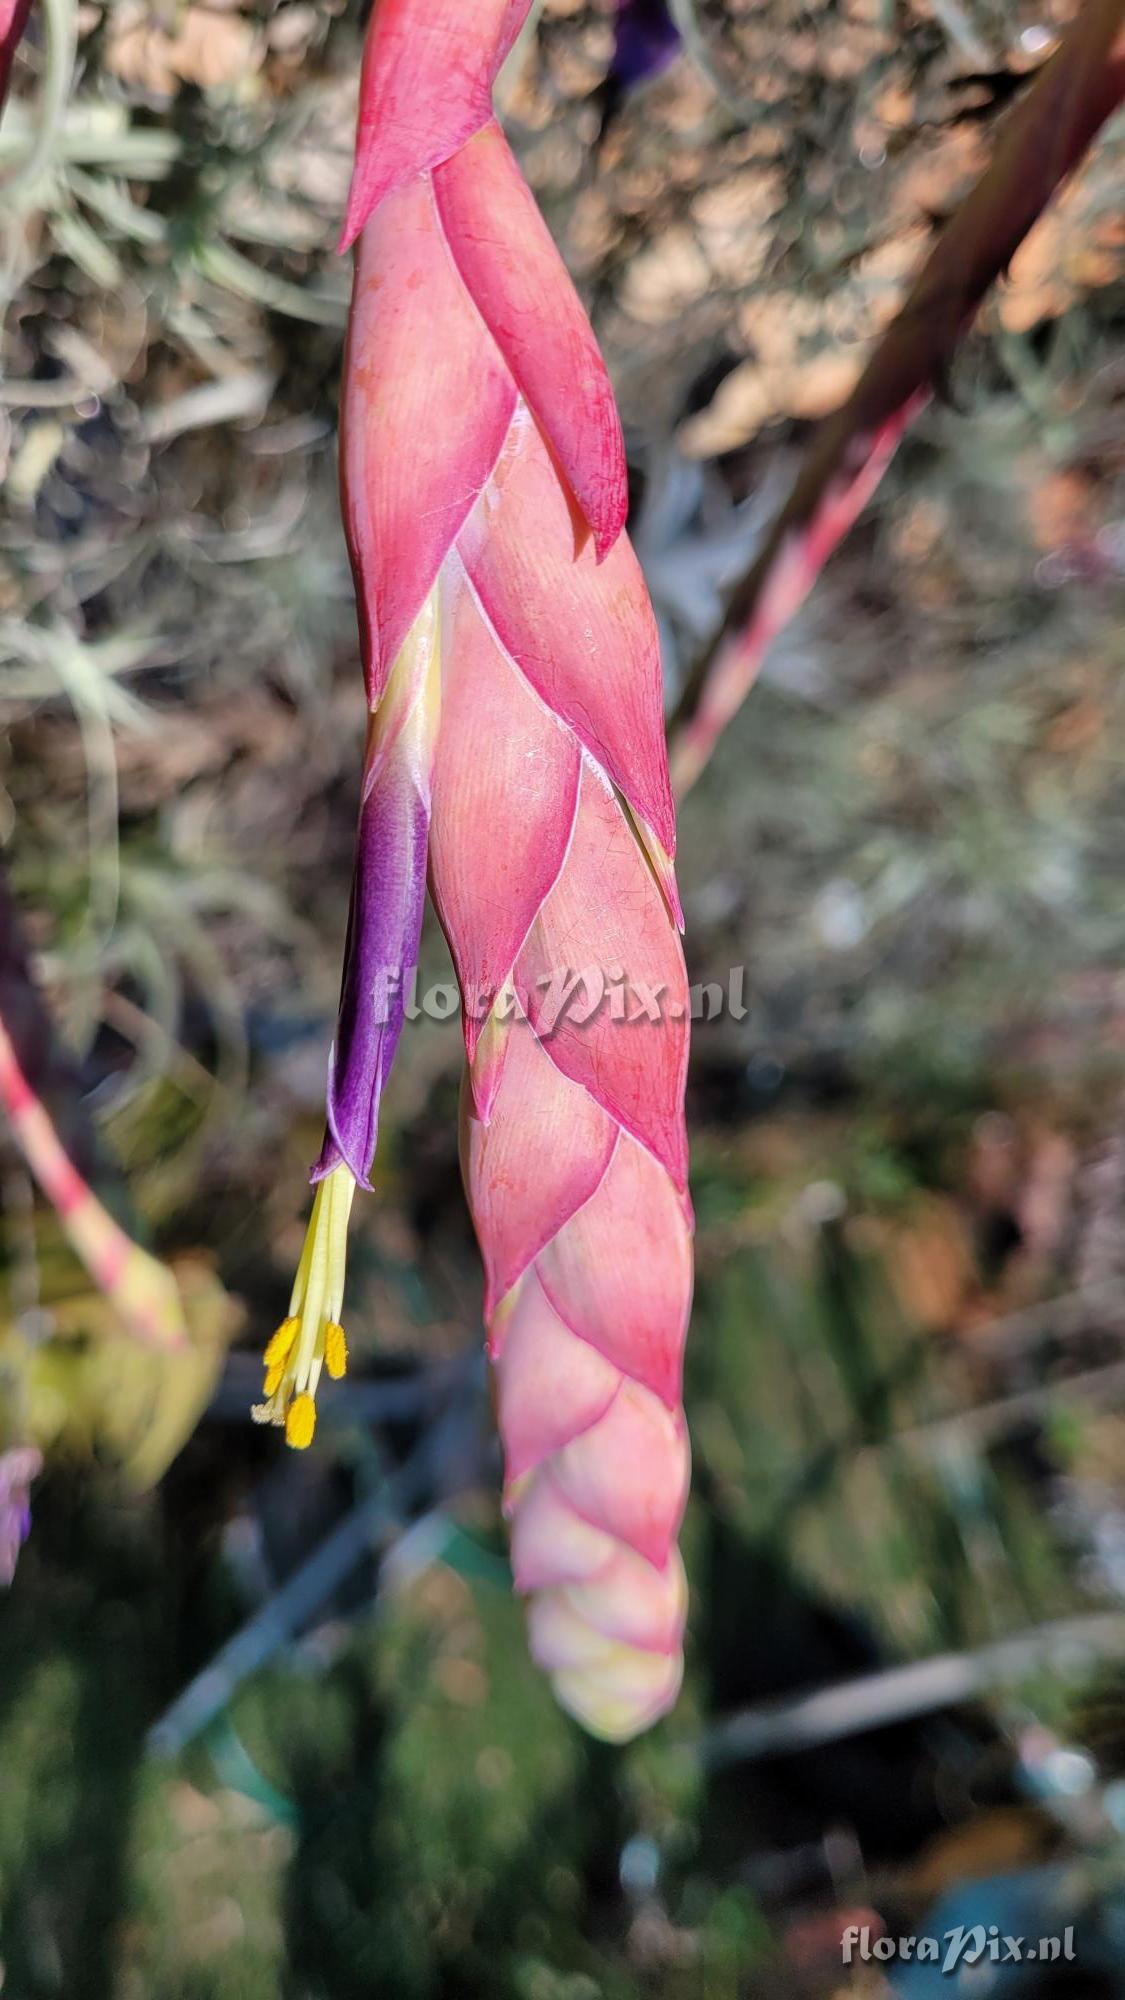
[{"left": 2, "top": 0, "right": 1125, "bottom": 1994}]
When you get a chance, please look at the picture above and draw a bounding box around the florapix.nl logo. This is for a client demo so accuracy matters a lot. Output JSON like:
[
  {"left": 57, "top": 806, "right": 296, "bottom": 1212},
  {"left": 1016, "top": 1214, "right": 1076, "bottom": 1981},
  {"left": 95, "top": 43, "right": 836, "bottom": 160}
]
[
  {"left": 842, "top": 1922, "right": 1077, "bottom": 1976},
  {"left": 368, "top": 963, "right": 750, "bottom": 1032}
]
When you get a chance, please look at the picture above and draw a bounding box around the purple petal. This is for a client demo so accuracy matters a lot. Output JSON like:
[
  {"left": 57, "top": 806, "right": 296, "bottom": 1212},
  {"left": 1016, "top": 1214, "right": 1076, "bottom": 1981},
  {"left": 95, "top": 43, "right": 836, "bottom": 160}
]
[
  {"left": 613, "top": 0, "right": 680, "bottom": 89},
  {"left": 314, "top": 743, "right": 430, "bottom": 1190}
]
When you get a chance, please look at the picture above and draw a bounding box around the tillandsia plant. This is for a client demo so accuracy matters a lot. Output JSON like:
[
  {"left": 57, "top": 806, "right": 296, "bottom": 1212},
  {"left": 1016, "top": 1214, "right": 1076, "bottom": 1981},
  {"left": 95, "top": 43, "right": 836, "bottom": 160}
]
[
  {"left": 0, "top": 1017, "right": 186, "bottom": 1349},
  {"left": 667, "top": 0, "right": 1125, "bottom": 796},
  {"left": 0, "top": 873, "right": 186, "bottom": 1351},
  {"left": 0, "top": 872, "right": 207, "bottom": 1578},
  {"left": 258, "top": 0, "right": 693, "bottom": 1740}
]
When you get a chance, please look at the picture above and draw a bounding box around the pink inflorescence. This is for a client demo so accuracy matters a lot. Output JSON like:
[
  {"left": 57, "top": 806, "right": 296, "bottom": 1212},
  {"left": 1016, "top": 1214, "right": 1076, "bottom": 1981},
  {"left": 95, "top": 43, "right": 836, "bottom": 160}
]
[{"left": 272, "top": 0, "right": 694, "bottom": 1739}]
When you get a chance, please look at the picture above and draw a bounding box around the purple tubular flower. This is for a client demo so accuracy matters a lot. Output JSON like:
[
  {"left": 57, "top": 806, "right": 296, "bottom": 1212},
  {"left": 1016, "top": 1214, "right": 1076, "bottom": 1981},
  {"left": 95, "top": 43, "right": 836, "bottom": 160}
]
[
  {"left": 316, "top": 752, "right": 430, "bottom": 1189},
  {"left": 314, "top": 591, "right": 441, "bottom": 1192},
  {"left": 254, "top": 340, "right": 445, "bottom": 1450},
  {"left": 612, "top": 0, "right": 681, "bottom": 90},
  {"left": 0, "top": 1446, "right": 42, "bottom": 1586}
]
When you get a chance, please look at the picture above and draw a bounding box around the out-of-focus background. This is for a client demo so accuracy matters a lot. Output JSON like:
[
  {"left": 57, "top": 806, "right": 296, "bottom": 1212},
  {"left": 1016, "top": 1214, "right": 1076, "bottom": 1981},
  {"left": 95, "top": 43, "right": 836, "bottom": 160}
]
[{"left": 3, "top": 1, "right": 1125, "bottom": 1993}]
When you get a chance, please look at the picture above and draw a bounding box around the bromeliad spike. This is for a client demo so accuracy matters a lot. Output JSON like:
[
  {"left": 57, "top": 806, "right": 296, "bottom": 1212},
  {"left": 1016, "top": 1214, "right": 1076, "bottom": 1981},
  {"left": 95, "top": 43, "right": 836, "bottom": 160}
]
[{"left": 272, "top": 0, "right": 693, "bottom": 1741}]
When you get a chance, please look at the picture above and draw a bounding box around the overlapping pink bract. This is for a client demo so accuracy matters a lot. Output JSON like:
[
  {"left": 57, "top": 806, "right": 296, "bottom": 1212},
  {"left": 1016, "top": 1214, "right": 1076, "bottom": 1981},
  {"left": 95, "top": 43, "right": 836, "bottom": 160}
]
[{"left": 342, "top": 0, "right": 693, "bottom": 1739}]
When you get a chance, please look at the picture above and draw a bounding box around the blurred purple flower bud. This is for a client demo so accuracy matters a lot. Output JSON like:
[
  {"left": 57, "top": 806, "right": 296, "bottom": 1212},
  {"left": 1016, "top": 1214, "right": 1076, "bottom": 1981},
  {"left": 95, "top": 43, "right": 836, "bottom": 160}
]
[
  {"left": 0, "top": 1446, "right": 42, "bottom": 1586},
  {"left": 613, "top": 0, "right": 681, "bottom": 89}
]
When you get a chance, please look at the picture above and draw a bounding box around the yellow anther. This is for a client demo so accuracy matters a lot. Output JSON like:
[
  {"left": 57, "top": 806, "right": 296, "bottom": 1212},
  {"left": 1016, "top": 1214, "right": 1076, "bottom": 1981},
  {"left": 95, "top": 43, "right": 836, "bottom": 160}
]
[
  {"left": 263, "top": 1316, "right": 300, "bottom": 1369},
  {"left": 324, "top": 1320, "right": 348, "bottom": 1380},
  {"left": 285, "top": 1393, "right": 317, "bottom": 1450},
  {"left": 263, "top": 1359, "right": 287, "bottom": 1397}
]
